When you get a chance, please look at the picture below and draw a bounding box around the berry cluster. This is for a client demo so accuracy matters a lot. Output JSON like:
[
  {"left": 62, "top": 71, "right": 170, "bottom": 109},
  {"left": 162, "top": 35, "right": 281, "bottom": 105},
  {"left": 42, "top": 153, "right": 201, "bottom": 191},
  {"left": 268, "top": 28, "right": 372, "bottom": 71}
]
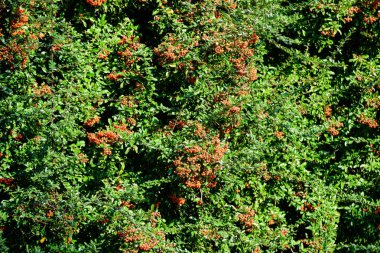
[
  {"left": 173, "top": 136, "right": 228, "bottom": 189},
  {"left": 358, "top": 114, "right": 378, "bottom": 128},
  {"left": 86, "top": 0, "right": 107, "bottom": 7},
  {"left": 237, "top": 207, "right": 255, "bottom": 232}
]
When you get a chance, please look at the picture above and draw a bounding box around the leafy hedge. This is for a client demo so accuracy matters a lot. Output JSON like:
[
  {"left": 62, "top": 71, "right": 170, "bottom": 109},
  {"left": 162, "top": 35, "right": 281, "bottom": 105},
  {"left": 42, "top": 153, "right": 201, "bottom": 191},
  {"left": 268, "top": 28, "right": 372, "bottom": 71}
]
[{"left": 0, "top": 0, "right": 379, "bottom": 252}]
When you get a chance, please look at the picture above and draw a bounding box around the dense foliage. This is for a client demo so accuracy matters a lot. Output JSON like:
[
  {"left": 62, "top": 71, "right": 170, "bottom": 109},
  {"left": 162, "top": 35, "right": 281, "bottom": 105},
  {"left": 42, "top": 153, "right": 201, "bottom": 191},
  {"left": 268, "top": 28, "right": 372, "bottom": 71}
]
[{"left": 0, "top": 0, "right": 379, "bottom": 252}]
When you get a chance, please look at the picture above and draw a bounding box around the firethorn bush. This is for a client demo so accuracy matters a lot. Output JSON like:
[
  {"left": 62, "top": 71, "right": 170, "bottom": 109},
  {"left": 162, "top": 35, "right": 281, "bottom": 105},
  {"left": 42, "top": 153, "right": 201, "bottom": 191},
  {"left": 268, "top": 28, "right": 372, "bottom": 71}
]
[{"left": 1, "top": 0, "right": 379, "bottom": 252}]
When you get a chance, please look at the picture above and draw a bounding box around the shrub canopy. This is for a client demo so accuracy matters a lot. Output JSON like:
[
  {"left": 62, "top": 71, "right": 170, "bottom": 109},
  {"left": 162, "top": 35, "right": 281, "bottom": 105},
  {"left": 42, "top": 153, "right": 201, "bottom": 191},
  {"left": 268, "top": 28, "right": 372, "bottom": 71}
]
[{"left": 0, "top": 0, "right": 379, "bottom": 252}]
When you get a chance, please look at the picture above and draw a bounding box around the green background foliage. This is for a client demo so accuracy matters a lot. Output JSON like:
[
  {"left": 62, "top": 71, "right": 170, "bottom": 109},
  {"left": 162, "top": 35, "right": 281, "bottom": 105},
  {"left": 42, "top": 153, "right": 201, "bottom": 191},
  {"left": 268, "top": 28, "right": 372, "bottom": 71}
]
[{"left": 0, "top": 0, "right": 379, "bottom": 252}]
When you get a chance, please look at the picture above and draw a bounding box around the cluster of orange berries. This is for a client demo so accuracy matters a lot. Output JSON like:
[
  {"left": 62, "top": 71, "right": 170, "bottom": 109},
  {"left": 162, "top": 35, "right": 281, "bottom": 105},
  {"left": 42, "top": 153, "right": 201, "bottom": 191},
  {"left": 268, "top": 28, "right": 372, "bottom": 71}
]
[
  {"left": 32, "top": 84, "right": 53, "bottom": 96},
  {"left": 249, "top": 33, "right": 260, "bottom": 45},
  {"left": 126, "top": 117, "right": 137, "bottom": 126},
  {"left": 77, "top": 153, "right": 89, "bottom": 164},
  {"left": 114, "top": 123, "right": 134, "bottom": 134},
  {"left": 149, "top": 212, "right": 161, "bottom": 228},
  {"left": 274, "top": 131, "right": 285, "bottom": 139},
  {"left": 135, "top": 82, "right": 146, "bottom": 91},
  {"left": 169, "top": 194, "right": 186, "bottom": 205},
  {"left": 9, "top": 130, "right": 23, "bottom": 141},
  {"left": 358, "top": 114, "right": 378, "bottom": 128},
  {"left": 257, "top": 162, "right": 272, "bottom": 181},
  {"left": 248, "top": 67, "right": 258, "bottom": 82},
  {"left": 117, "top": 227, "right": 143, "bottom": 243},
  {"left": 46, "top": 210, "right": 54, "bottom": 218},
  {"left": 32, "top": 136, "right": 41, "bottom": 142},
  {"left": 138, "top": 239, "right": 159, "bottom": 252},
  {"left": 321, "top": 29, "right": 336, "bottom": 37},
  {"left": 371, "top": 1, "right": 380, "bottom": 9},
  {"left": 328, "top": 121, "right": 343, "bottom": 136},
  {"left": 228, "top": 39, "right": 256, "bottom": 78},
  {"left": 86, "top": 0, "right": 106, "bottom": 7},
  {"left": 300, "top": 202, "right": 317, "bottom": 212},
  {"left": 344, "top": 16, "right": 353, "bottom": 23},
  {"left": 117, "top": 48, "right": 131, "bottom": 57},
  {"left": 364, "top": 15, "right": 378, "bottom": 24},
  {"left": 10, "top": 8, "right": 28, "bottom": 36},
  {"left": 120, "top": 201, "right": 136, "bottom": 209},
  {"left": 51, "top": 44, "right": 63, "bottom": 52},
  {"left": 87, "top": 123, "right": 134, "bottom": 156},
  {"left": 327, "top": 127, "right": 338, "bottom": 136},
  {"left": 344, "top": 4, "right": 380, "bottom": 24},
  {"left": 2, "top": 6, "right": 44, "bottom": 69},
  {"left": 117, "top": 49, "right": 136, "bottom": 66},
  {"left": 173, "top": 136, "right": 228, "bottom": 189},
  {"left": 87, "top": 130, "right": 120, "bottom": 145},
  {"left": 166, "top": 121, "right": 207, "bottom": 138},
  {"left": 84, "top": 116, "right": 100, "bottom": 127},
  {"left": 120, "top": 95, "right": 136, "bottom": 108},
  {"left": 213, "top": 93, "right": 243, "bottom": 134},
  {"left": 229, "top": 106, "right": 241, "bottom": 115},
  {"left": 15, "top": 133, "right": 23, "bottom": 141},
  {"left": 118, "top": 35, "right": 140, "bottom": 49},
  {"left": 154, "top": 36, "right": 189, "bottom": 64},
  {"left": 117, "top": 35, "right": 142, "bottom": 66},
  {"left": 0, "top": 178, "right": 14, "bottom": 186},
  {"left": 0, "top": 40, "right": 29, "bottom": 69},
  {"left": 87, "top": 130, "right": 120, "bottom": 156},
  {"left": 107, "top": 72, "right": 124, "bottom": 81},
  {"left": 214, "top": 0, "right": 237, "bottom": 9},
  {"left": 237, "top": 207, "right": 255, "bottom": 232},
  {"left": 101, "top": 147, "right": 112, "bottom": 156},
  {"left": 213, "top": 92, "right": 230, "bottom": 104},
  {"left": 214, "top": 45, "right": 224, "bottom": 55},
  {"left": 324, "top": 105, "right": 332, "bottom": 118},
  {"left": 98, "top": 49, "right": 110, "bottom": 60},
  {"left": 299, "top": 239, "right": 323, "bottom": 251},
  {"left": 348, "top": 6, "right": 362, "bottom": 15},
  {"left": 194, "top": 122, "right": 207, "bottom": 138},
  {"left": 367, "top": 97, "right": 380, "bottom": 108},
  {"left": 323, "top": 107, "right": 344, "bottom": 136},
  {"left": 117, "top": 227, "right": 164, "bottom": 252},
  {"left": 200, "top": 228, "right": 221, "bottom": 240},
  {"left": 342, "top": 3, "right": 380, "bottom": 24},
  {"left": 168, "top": 120, "right": 187, "bottom": 131}
]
